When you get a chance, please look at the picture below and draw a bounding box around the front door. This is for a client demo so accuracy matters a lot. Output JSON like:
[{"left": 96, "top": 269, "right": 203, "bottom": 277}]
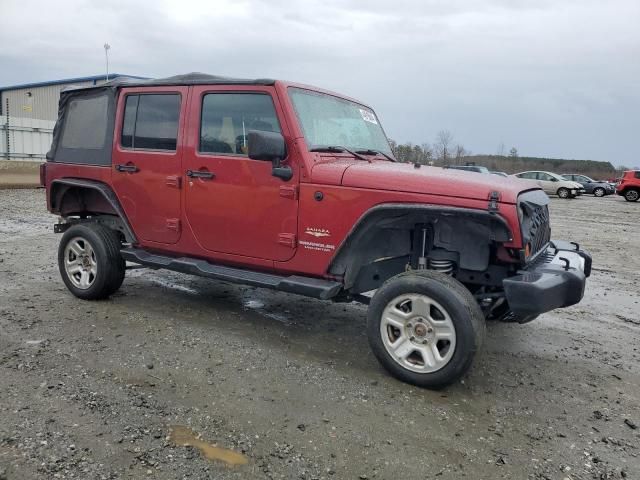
[
  {"left": 111, "top": 87, "right": 188, "bottom": 244},
  {"left": 183, "top": 87, "right": 299, "bottom": 262},
  {"left": 536, "top": 172, "right": 558, "bottom": 194}
]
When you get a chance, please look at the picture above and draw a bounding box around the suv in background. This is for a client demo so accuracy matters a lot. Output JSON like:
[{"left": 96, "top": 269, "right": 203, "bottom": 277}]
[
  {"left": 512, "top": 171, "right": 583, "bottom": 198},
  {"left": 616, "top": 170, "right": 640, "bottom": 202},
  {"left": 562, "top": 174, "right": 615, "bottom": 197},
  {"left": 42, "top": 73, "right": 591, "bottom": 389}
]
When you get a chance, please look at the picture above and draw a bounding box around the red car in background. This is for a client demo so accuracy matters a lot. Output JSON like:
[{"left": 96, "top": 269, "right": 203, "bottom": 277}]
[{"left": 616, "top": 170, "right": 640, "bottom": 202}]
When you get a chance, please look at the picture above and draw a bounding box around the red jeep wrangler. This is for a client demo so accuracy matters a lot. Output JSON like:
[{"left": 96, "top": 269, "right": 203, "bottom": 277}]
[
  {"left": 42, "top": 73, "right": 591, "bottom": 388},
  {"left": 616, "top": 170, "right": 640, "bottom": 202}
]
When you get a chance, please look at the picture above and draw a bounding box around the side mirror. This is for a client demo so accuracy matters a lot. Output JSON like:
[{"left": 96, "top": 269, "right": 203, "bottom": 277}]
[
  {"left": 247, "top": 130, "right": 291, "bottom": 180},
  {"left": 551, "top": 178, "right": 558, "bottom": 182}
]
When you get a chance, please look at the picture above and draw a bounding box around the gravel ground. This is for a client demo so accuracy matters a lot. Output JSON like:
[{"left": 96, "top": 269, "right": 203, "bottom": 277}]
[{"left": 0, "top": 189, "right": 638, "bottom": 480}]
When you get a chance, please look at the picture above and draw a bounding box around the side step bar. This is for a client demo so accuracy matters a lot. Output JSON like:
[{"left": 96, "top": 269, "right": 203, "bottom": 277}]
[{"left": 120, "top": 248, "right": 343, "bottom": 300}]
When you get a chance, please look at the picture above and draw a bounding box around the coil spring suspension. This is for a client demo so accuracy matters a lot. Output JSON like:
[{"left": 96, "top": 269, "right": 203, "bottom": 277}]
[{"left": 428, "top": 258, "right": 454, "bottom": 275}]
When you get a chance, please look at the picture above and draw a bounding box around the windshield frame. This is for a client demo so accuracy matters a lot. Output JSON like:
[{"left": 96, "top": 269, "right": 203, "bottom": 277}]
[{"left": 287, "top": 86, "right": 393, "bottom": 156}]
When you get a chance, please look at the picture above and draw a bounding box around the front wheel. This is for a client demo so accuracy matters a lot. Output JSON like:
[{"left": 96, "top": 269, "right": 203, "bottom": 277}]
[
  {"left": 58, "top": 223, "right": 125, "bottom": 300},
  {"left": 557, "top": 187, "right": 570, "bottom": 199},
  {"left": 624, "top": 189, "right": 639, "bottom": 202},
  {"left": 593, "top": 187, "right": 605, "bottom": 197},
  {"left": 367, "top": 270, "right": 485, "bottom": 389}
]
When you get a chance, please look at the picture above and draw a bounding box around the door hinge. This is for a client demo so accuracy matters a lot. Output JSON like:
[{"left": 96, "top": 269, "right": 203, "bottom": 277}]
[
  {"left": 278, "top": 233, "right": 297, "bottom": 248},
  {"left": 279, "top": 185, "right": 298, "bottom": 200},
  {"left": 488, "top": 191, "right": 500, "bottom": 213},
  {"left": 166, "top": 176, "right": 182, "bottom": 189},
  {"left": 166, "top": 218, "right": 181, "bottom": 231}
]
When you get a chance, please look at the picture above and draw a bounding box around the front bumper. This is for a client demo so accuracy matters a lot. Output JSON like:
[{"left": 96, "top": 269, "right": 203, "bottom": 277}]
[{"left": 503, "top": 240, "right": 591, "bottom": 322}]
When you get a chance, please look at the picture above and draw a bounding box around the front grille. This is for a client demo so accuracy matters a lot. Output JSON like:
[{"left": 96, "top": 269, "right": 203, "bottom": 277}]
[
  {"left": 518, "top": 190, "right": 552, "bottom": 261},
  {"left": 526, "top": 205, "right": 551, "bottom": 257}
]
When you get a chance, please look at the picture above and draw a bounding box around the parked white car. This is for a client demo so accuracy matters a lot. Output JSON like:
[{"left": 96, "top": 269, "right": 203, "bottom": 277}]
[{"left": 512, "top": 171, "right": 584, "bottom": 199}]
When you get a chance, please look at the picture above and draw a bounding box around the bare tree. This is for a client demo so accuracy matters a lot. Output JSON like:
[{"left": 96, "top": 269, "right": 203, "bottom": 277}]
[
  {"left": 420, "top": 143, "right": 433, "bottom": 164},
  {"left": 434, "top": 130, "right": 454, "bottom": 163},
  {"left": 496, "top": 143, "right": 506, "bottom": 156},
  {"left": 454, "top": 144, "right": 467, "bottom": 164}
]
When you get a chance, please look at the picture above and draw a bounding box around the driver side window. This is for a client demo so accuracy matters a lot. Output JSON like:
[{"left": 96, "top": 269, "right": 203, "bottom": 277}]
[{"left": 199, "top": 93, "right": 281, "bottom": 156}]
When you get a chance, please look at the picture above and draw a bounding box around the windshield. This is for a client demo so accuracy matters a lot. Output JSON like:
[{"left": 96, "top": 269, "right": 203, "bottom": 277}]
[{"left": 288, "top": 87, "right": 392, "bottom": 155}]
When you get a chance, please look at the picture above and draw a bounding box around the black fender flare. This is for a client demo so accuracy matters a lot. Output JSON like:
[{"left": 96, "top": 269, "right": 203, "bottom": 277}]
[
  {"left": 50, "top": 178, "right": 137, "bottom": 243},
  {"left": 329, "top": 203, "right": 514, "bottom": 288}
]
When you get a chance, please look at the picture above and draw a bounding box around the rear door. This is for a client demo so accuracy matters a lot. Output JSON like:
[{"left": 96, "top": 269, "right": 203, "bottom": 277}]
[
  {"left": 183, "top": 86, "right": 299, "bottom": 261},
  {"left": 111, "top": 87, "right": 188, "bottom": 244}
]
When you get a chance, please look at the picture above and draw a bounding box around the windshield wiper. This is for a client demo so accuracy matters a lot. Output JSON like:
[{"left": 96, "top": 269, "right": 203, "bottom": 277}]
[
  {"left": 309, "top": 146, "right": 369, "bottom": 162},
  {"left": 355, "top": 148, "right": 396, "bottom": 162}
]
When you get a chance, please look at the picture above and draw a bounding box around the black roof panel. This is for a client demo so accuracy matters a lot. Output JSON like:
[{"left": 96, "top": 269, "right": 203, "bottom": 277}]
[{"left": 62, "top": 72, "right": 276, "bottom": 92}]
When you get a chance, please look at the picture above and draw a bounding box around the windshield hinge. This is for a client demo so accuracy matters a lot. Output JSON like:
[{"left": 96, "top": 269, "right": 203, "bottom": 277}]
[
  {"left": 488, "top": 191, "right": 500, "bottom": 213},
  {"left": 279, "top": 185, "right": 298, "bottom": 200}
]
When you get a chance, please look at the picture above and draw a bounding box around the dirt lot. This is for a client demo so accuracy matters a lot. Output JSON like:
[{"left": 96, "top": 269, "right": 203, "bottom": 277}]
[
  {"left": 0, "top": 189, "right": 638, "bottom": 480},
  {"left": 0, "top": 161, "right": 40, "bottom": 189}
]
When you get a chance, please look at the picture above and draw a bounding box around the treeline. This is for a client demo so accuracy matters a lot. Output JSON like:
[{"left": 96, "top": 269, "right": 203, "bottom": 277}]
[
  {"left": 389, "top": 131, "right": 620, "bottom": 179},
  {"left": 463, "top": 155, "right": 617, "bottom": 178}
]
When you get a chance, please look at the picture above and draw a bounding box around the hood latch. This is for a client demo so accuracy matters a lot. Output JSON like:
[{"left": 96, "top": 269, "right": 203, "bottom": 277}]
[{"left": 488, "top": 191, "right": 500, "bottom": 213}]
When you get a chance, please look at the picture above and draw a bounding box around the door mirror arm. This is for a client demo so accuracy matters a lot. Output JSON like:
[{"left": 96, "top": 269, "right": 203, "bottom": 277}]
[{"left": 272, "top": 162, "right": 293, "bottom": 181}]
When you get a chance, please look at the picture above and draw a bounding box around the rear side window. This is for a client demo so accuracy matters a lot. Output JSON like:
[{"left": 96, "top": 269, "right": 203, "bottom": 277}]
[
  {"left": 61, "top": 95, "right": 109, "bottom": 149},
  {"left": 199, "top": 93, "right": 281, "bottom": 156},
  {"left": 635, "top": 171, "right": 640, "bottom": 179},
  {"left": 121, "top": 94, "right": 180, "bottom": 151},
  {"left": 518, "top": 172, "right": 536, "bottom": 180}
]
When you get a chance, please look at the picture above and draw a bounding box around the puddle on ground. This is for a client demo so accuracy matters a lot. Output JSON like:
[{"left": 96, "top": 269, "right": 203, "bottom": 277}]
[
  {"left": 168, "top": 425, "right": 248, "bottom": 467},
  {"left": 243, "top": 296, "right": 292, "bottom": 325},
  {"left": 149, "top": 277, "right": 199, "bottom": 295},
  {"left": 243, "top": 299, "right": 265, "bottom": 309}
]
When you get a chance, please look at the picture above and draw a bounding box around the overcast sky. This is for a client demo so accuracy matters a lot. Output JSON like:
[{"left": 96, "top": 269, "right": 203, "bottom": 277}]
[{"left": 2, "top": 0, "right": 638, "bottom": 165}]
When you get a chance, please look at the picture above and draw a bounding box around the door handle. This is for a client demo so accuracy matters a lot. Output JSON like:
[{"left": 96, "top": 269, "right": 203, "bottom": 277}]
[
  {"left": 115, "top": 164, "right": 138, "bottom": 173},
  {"left": 186, "top": 169, "right": 215, "bottom": 179}
]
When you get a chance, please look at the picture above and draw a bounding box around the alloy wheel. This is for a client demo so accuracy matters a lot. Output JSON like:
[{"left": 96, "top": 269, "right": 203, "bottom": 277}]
[
  {"left": 63, "top": 237, "right": 98, "bottom": 289},
  {"left": 380, "top": 293, "right": 456, "bottom": 373}
]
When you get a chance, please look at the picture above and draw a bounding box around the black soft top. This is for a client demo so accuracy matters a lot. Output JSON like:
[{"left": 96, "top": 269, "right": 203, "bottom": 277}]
[
  {"left": 48, "top": 73, "right": 276, "bottom": 165},
  {"left": 63, "top": 72, "right": 275, "bottom": 92}
]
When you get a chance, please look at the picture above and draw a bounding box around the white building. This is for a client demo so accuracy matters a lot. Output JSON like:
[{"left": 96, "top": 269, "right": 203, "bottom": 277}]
[{"left": 0, "top": 74, "right": 145, "bottom": 162}]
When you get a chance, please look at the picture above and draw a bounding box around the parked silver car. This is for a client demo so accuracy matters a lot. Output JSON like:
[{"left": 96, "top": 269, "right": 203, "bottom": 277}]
[{"left": 512, "top": 171, "right": 584, "bottom": 198}]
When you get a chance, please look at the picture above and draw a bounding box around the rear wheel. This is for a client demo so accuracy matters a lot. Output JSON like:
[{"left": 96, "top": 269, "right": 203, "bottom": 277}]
[
  {"left": 58, "top": 223, "right": 125, "bottom": 300},
  {"left": 593, "top": 187, "right": 605, "bottom": 197},
  {"left": 367, "top": 270, "right": 485, "bottom": 389},
  {"left": 557, "top": 187, "right": 570, "bottom": 199},
  {"left": 624, "top": 189, "right": 639, "bottom": 202}
]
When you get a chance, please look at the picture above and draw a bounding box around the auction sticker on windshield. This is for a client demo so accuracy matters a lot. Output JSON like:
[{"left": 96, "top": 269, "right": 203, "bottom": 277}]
[{"left": 359, "top": 108, "right": 378, "bottom": 124}]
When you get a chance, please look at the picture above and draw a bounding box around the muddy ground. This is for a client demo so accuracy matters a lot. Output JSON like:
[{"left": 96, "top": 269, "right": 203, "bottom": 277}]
[
  {"left": 0, "top": 161, "right": 40, "bottom": 189},
  {"left": 0, "top": 189, "right": 638, "bottom": 480}
]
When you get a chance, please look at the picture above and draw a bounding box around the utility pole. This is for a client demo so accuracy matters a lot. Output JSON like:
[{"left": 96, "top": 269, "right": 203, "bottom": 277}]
[
  {"left": 4, "top": 99, "right": 9, "bottom": 160},
  {"left": 104, "top": 43, "right": 111, "bottom": 81}
]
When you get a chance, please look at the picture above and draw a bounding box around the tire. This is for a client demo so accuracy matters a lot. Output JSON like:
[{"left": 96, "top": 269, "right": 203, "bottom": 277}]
[
  {"left": 593, "top": 187, "right": 605, "bottom": 197},
  {"left": 624, "top": 189, "right": 639, "bottom": 202},
  {"left": 557, "top": 188, "right": 570, "bottom": 199},
  {"left": 58, "top": 223, "right": 125, "bottom": 300},
  {"left": 367, "top": 270, "right": 485, "bottom": 389}
]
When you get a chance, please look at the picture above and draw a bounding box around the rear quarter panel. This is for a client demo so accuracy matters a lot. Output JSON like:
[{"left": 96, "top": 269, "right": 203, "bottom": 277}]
[{"left": 45, "top": 163, "right": 112, "bottom": 211}]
